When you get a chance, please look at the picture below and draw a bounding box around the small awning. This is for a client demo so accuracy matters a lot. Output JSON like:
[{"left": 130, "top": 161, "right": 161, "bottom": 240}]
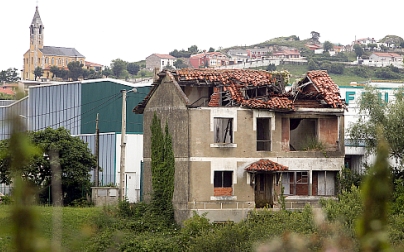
[{"left": 245, "top": 159, "right": 288, "bottom": 172}]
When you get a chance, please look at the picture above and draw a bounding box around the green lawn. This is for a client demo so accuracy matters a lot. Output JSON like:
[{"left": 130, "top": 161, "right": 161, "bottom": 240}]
[{"left": 0, "top": 205, "right": 103, "bottom": 252}]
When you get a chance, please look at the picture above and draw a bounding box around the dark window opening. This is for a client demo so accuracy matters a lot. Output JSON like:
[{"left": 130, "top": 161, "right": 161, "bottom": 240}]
[
  {"left": 214, "top": 171, "right": 233, "bottom": 188},
  {"left": 257, "top": 118, "right": 271, "bottom": 151},
  {"left": 289, "top": 118, "right": 318, "bottom": 151},
  {"left": 214, "top": 118, "right": 233, "bottom": 143}
]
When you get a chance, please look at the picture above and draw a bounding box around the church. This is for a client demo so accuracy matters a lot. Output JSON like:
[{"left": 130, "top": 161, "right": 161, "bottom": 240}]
[{"left": 22, "top": 6, "right": 87, "bottom": 81}]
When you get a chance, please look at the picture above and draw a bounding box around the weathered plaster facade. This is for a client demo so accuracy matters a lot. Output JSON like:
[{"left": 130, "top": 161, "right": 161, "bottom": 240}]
[{"left": 135, "top": 69, "right": 346, "bottom": 224}]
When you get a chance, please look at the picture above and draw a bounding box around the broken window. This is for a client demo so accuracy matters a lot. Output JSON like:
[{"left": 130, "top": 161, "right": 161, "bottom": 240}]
[
  {"left": 257, "top": 118, "right": 271, "bottom": 151},
  {"left": 214, "top": 118, "right": 233, "bottom": 143},
  {"left": 282, "top": 171, "right": 309, "bottom": 195},
  {"left": 214, "top": 171, "right": 233, "bottom": 196},
  {"left": 245, "top": 87, "right": 267, "bottom": 99},
  {"left": 289, "top": 118, "right": 318, "bottom": 151}
]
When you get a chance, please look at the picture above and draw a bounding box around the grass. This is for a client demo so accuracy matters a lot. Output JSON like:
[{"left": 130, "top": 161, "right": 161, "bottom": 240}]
[{"left": 0, "top": 205, "right": 103, "bottom": 251}]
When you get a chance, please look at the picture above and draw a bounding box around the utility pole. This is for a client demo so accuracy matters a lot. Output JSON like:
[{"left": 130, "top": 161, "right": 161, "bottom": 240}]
[
  {"left": 95, "top": 113, "right": 99, "bottom": 187},
  {"left": 119, "top": 90, "right": 127, "bottom": 201}
]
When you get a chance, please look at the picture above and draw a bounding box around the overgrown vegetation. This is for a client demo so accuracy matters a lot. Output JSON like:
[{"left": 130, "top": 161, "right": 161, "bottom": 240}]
[{"left": 150, "top": 113, "right": 175, "bottom": 224}]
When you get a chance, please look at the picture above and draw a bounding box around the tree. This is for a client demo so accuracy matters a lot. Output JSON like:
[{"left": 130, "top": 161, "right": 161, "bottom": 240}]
[
  {"left": 308, "top": 59, "right": 319, "bottom": 71},
  {"left": 353, "top": 44, "right": 364, "bottom": 58},
  {"left": 266, "top": 63, "right": 276, "bottom": 71},
  {"left": 208, "top": 47, "right": 215, "bottom": 52},
  {"left": 349, "top": 87, "right": 404, "bottom": 166},
  {"left": 0, "top": 127, "right": 97, "bottom": 205},
  {"left": 127, "top": 62, "right": 140, "bottom": 75},
  {"left": 111, "top": 58, "right": 127, "bottom": 78},
  {"left": 188, "top": 45, "right": 199, "bottom": 54},
  {"left": 173, "top": 59, "right": 188, "bottom": 69},
  {"left": 0, "top": 68, "right": 20, "bottom": 83},
  {"left": 323, "top": 41, "right": 333, "bottom": 52},
  {"left": 33, "top": 67, "right": 44, "bottom": 81},
  {"left": 59, "top": 69, "right": 69, "bottom": 80},
  {"left": 150, "top": 113, "right": 175, "bottom": 223},
  {"left": 67, "top": 61, "right": 84, "bottom": 81},
  {"left": 82, "top": 69, "right": 90, "bottom": 80},
  {"left": 50, "top": 66, "right": 60, "bottom": 80},
  {"left": 102, "top": 67, "right": 113, "bottom": 78}
]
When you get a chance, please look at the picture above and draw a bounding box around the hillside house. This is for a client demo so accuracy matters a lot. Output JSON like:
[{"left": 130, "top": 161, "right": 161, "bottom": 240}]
[
  {"left": 272, "top": 49, "right": 301, "bottom": 59},
  {"left": 368, "top": 52, "right": 403, "bottom": 67},
  {"left": 134, "top": 69, "right": 346, "bottom": 224},
  {"left": 146, "top": 53, "right": 176, "bottom": 71},
  {"left": 189, "top": 52, "right": 228, "bottom": 68},
  {"left": 246, "top": 47, "right": 271, "bottom": 59}
]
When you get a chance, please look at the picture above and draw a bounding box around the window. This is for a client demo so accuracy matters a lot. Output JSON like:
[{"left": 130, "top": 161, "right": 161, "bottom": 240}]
[
  {"left": 257, "top": 118, "right": 271, "bottom": 151},
  {"left": 289, "top": 118, "right": 318, "bottom": 151},
  {"left": 214, "top": 171, "right": 233, "bottom": 196},
  {"left": 296, "top": 172, "right": 308, "bottom": 184},
  {"left": 282, "top": 171, "right": 309, "bottom": 195},
  {"left": 51, "top": 58, "right": 54, "bottom": 65},
  {"left": 162, "top": 60, "right": 165, "bottom": 66},
  {"left": 214, "top": 118, "right": 233, "bottom": 143}
]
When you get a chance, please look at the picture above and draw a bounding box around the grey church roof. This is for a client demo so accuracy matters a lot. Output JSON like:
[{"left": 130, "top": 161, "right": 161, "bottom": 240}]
[
  {"left": 40, "top": 46, "right": 85, "bottom": 57},
  {"left": 31, "top": 6, "right": 43, "bottom": 26}
]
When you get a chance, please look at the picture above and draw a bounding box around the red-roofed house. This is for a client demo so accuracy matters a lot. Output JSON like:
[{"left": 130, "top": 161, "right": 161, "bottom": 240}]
[
  {"left": 134, "top": 69, "right": 345, "bottom": 224},
  {"left": 85, "top": 61, "right": 103, "bottom": 72},
  {"left": 189, "top": 51, "right": 228, "bottom": 68},
  {"left": 369, "top": 52, "right": 403, "bottom": 67},
  {"left": 146, "top": 53, "right": 176, "bottom": 71},
  {"left": 272, "top": 49, "right": 301, "bottom": 59}
]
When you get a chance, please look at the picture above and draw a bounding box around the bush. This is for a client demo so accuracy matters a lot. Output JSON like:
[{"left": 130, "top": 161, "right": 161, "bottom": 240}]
[
  {"left": 352, "top": 66, "right": 371, "bottom": 78},
  {"left": 0, "top": 194, "right": 12, "bottom": 205}
]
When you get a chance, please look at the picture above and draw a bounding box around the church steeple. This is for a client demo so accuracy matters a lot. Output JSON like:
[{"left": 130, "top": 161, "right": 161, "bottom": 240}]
[{"left": 30, "top": 6, "right": 44, "bottom": 50}]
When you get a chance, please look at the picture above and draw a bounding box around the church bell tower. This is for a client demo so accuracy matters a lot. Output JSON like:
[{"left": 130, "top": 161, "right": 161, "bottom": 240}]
[{"left": 30, "top": 6, "right": 44, "bottom": 70}]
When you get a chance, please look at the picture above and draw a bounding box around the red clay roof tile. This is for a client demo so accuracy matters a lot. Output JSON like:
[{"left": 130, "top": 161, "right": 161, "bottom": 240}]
[{"left": 245, "top": 159, "right": 288, "bottom": 172}]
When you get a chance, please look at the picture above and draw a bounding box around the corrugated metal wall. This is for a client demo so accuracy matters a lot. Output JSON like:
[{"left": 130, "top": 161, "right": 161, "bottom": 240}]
[
  {"left": 78, "top": 133, "right": 117, "bottom": 185},
  {"left": 0, "top": 97, "right": 29, "bottom": 140},
  {"left": 81, "top": 81, "right": 150, "bottom": 134},
  {"left": 28, "top": 82, "right": 81, "bottom": 135}
]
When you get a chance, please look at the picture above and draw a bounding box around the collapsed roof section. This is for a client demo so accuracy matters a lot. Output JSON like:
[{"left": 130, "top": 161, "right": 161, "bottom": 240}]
[{"left": 133, "top": 69, "right": 346, "bottom": 114}]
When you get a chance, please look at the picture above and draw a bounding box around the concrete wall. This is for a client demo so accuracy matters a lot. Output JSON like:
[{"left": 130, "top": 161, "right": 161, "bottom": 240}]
[
  {"left": 142, "top": 75, "right": 190, "bottom": 224},
  {"left": 91, "top": 187, "right": 119, "bottom": 206}
]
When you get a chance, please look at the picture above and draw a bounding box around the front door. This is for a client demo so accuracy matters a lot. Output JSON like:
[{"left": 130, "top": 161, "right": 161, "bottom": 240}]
[{"left": 255, "top": 173, "right": 273, "bottom": 208}]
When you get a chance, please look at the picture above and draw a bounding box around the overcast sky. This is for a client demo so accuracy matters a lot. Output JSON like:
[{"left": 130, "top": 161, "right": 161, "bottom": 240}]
[{"left": 1, "top": 0, "right": 403, "bottom": 72}]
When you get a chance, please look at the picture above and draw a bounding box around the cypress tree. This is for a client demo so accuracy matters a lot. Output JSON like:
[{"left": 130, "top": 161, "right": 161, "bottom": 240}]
[{"left": 150, "top": 113, "right": 175, "bottom": 222}]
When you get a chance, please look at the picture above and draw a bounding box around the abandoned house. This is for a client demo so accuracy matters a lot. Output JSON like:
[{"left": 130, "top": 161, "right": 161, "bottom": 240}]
[{"left": 134, "top": 68, "right": 346, "bottom": 224}]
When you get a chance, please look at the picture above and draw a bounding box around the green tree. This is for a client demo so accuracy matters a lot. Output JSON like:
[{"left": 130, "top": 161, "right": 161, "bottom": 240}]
[
  {"left": 349, "top": 87, "right": 404, "bottom": 165},
  {"left": 188, "top": 45, "right": 199, "bottom": 54},
  {"left": 356, "top": 131, "right": 392, "bottom": 251},
  {"left": 323, "top": 41, "right": 333, "bottom": 52},
  {"left": 353, "top": 44, "right": 364, "bottom": 58},
  {"left": 67, "top": 61, "right": 84, "bottom": 81},
  {"left": 173, "top": 59, "right": 188, "bottom": 69},
  {"left": 0, "top": 68, "right": 20, "bottom": 82},
  {"left": 50, "top": 65, "right": 60, "bottom": 80},
  {"left": 127, "top": 62, "right": 140, "bottom": 75},
  {"left": 208, "top": 47, "right": 215, "bottom": 52},
  {"left": 111, "top": 58, "right": 127, "bottom": 78},
  {"left": 82, "top": 69, "right": 90, "bottom": 80},
  {"left": 308, "top": 59, "right": 319, "bottom": 71},
  {"left": 33, "top": 66, "right": 43, "bottom": 81},
  {"left": 266, "top": 63, "right": 276, "bottom": 71},
  {"left": 59, "top": 69, "right": 69, "bottom": 80},
  {"left": 150, "top": 113, "right": 175, "bottom": 223},
  {"left": 0, "top": 127, "right": 97, "bottom": 205},
  {"left": 102, "top": 67, "right": 113, "bottom": 78}
]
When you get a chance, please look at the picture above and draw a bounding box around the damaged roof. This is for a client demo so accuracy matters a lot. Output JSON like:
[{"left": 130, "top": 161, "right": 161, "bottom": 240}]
[
  {"left": 245, "top": 159, "right": 288, "bottom": 172},
  {"left": 133, "top": 68, "right": 346, "bottom": 114}
]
